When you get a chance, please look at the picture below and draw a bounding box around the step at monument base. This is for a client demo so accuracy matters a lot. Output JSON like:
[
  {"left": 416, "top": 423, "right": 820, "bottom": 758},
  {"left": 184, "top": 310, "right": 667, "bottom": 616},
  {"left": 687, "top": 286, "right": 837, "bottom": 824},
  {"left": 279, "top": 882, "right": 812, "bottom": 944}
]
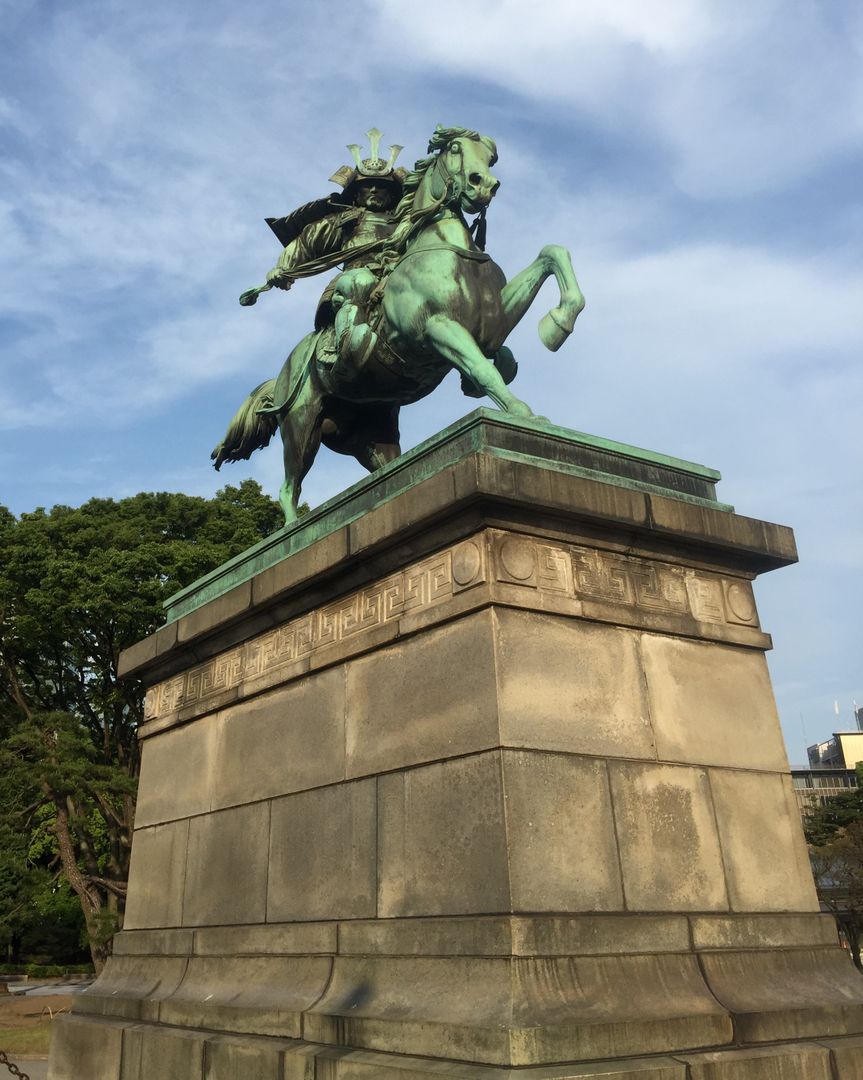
[
  {"left": 50, "top": 913, "right": 863, "bottom": 1077},
  {"left": 49, "top": 1013, "right": 863, "bottom": 1079}
]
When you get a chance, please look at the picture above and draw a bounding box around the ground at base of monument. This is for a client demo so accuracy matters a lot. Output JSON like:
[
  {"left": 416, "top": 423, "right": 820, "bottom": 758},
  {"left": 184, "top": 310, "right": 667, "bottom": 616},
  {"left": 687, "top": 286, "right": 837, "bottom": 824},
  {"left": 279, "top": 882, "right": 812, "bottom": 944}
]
[
  {"left": 0, "top": 992, "right": 72, "bottom": 1077},
  {"left": 2, "top": 1062, "right": 48, "bottom": 1080}
]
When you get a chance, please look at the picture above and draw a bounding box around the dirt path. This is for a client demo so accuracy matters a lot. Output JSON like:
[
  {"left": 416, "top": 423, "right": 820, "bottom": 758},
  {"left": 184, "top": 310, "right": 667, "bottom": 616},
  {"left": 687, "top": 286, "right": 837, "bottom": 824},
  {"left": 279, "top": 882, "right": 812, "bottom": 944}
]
[
  {"left": 0, "top": 992, "right": 74, "bottom": 1069},
  {"left": 0, "top": 994, "right": 74, "bottom": 1028}
]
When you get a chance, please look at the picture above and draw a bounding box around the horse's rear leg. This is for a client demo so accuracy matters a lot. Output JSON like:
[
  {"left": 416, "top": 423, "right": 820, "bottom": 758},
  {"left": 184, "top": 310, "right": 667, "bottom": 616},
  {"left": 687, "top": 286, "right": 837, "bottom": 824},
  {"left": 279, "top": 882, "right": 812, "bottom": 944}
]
[
  {"left": 278, "top": 382, "right": 324, "bottom": 524},
  {"left": 354, "top": 442, "right": 400, "bottom": 472}
]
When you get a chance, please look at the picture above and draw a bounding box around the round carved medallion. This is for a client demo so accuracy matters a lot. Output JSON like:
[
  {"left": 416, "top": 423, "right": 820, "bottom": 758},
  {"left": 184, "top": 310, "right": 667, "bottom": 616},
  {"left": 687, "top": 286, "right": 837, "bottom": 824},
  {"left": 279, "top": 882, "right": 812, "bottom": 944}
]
[
  {"left": 726, "top": 582, "right": 756, "bottom": 622},
  {"left": 499, "top": 538, "right": 536, "bottom": 581},
  {"left": 451, "top": 541, "right": 482, "bottom": 586}
]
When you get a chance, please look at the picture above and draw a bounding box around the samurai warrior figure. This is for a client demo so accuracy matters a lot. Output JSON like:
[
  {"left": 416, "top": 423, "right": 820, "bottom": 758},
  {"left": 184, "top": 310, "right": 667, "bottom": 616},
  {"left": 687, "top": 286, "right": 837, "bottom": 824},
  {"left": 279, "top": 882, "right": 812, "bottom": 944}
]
[{"left": 241, "top": 128, "right": 407, "bottom": 383}]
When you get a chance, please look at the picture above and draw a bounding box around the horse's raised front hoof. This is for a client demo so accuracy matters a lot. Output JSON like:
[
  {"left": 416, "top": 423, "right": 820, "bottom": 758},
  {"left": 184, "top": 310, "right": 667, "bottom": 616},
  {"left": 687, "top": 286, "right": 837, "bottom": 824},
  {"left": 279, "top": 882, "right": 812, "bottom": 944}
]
[{"left": 539, "top": 307, "right": 572, "bottom": 352}]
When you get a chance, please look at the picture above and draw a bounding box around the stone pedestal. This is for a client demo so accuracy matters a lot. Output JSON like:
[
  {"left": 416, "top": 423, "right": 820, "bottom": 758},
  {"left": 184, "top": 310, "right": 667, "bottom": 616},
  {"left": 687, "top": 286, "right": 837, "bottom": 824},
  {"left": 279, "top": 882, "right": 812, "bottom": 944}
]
[{"left": 49, "top": 411, "right": 863, "bottom": 1078}]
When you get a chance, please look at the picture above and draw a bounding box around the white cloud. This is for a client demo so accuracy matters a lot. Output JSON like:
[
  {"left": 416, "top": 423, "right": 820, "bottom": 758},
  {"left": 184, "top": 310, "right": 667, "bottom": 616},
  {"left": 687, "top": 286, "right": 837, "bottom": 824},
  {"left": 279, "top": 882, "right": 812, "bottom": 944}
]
[{"left": 370, "top": 0, "right": 863, "bottom": 197}]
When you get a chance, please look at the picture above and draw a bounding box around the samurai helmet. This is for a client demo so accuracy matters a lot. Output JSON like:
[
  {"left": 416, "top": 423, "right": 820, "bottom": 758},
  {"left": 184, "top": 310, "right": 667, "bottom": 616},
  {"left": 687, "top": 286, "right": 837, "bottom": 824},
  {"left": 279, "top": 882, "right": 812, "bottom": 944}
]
[{"left": 330, "top": 128, "right": 407, "bottom": 201}]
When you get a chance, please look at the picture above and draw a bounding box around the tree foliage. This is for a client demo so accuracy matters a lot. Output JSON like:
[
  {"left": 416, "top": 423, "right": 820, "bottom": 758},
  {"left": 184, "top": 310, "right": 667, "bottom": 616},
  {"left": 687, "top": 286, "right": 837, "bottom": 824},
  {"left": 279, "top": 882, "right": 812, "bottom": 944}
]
[
  {"left": 803, "top": 766, "right": 863, "bottom": 970},
  {"left": 0, "top": 482, "right": 282, "bottom": 970}
]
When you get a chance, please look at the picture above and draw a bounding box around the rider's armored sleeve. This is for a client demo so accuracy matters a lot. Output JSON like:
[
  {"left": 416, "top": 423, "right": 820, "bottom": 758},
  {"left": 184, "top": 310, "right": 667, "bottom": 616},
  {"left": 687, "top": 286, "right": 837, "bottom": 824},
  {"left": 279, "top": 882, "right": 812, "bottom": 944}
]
[{"left": 274, "top": 210, "right": 363, "bottom": 278}]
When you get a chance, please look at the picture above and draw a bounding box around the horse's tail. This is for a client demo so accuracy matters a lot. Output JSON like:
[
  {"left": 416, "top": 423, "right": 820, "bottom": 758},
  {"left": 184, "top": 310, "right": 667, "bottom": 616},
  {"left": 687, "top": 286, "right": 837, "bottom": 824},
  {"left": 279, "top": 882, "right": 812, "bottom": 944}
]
[{"left": 211, "top": 379, "right": 279, "bottom": 470}]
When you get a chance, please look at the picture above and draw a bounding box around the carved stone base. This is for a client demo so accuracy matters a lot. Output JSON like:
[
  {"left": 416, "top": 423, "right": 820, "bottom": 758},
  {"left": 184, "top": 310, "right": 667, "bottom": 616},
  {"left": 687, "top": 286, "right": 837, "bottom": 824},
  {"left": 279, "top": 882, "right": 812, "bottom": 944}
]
[
  {"left": 48, "top": 412, "right": 863, "bottom": 1078},
  {"left": 51, "top": 912, "right": 863, "bottom": 1077}
]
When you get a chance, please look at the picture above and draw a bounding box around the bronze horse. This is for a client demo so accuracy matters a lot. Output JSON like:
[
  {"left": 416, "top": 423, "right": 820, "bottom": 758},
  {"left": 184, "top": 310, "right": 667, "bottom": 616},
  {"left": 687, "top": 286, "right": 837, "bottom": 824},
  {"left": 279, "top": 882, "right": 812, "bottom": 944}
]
[{"left": 213, "top": 126, "right": 585, "bottom": 522}]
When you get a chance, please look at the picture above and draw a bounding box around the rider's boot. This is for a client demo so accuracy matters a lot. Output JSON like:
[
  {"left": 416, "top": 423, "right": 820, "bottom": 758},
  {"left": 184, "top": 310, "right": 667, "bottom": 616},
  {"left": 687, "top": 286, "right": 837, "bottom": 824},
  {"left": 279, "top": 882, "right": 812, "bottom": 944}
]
[
  {"left": 331, "top": 268, "right": 379, "bottom": 378},
  {"left": 335, "top": 301, "right": 378, "bottom": 370}
]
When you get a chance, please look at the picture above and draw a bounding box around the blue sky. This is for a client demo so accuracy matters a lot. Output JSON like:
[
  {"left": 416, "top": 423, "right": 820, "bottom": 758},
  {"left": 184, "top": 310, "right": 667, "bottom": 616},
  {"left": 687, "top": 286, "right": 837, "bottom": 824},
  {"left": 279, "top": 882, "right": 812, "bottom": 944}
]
[{"left": 1, "top": 0, "right": 861, "bottom": 759}]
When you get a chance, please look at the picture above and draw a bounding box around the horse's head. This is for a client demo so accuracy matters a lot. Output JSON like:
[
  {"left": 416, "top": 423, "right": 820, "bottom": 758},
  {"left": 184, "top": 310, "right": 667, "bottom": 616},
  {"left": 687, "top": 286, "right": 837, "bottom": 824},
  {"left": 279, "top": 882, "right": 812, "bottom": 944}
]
[
  {"left": 440, "top": 132, "right": 500, "bottom": 214},
  {"left": 415, "top": 126, "right": 500, "bottom": 216}
]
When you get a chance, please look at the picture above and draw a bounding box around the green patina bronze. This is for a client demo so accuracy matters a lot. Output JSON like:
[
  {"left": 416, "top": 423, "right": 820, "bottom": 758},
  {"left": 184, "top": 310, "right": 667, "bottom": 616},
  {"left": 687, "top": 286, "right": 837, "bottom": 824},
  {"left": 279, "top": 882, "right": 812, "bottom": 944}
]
[{"left": 212, "top": 125, "right": 586, "bottom": 523}]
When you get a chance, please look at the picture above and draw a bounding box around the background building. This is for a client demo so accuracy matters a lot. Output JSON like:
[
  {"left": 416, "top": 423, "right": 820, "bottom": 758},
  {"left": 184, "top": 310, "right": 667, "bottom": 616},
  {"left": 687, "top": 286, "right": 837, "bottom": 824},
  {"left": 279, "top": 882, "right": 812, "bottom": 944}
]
[{"left": 794, "top": 721, "right": 863, "bottom": 814}]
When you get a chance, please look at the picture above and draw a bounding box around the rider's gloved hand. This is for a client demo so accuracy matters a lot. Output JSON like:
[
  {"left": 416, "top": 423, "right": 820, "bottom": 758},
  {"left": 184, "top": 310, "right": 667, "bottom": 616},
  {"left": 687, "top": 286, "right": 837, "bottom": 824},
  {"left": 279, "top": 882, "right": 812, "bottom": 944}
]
[{"left": 266, "top": 268, "right": 294, "bottom": 291}]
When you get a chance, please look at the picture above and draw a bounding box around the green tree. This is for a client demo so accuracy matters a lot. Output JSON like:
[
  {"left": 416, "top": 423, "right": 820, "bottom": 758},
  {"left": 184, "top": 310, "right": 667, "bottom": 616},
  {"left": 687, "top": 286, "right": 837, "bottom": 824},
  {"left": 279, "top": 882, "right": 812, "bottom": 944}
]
[
  {"left": 0, "top": 482, "right": 283, "bottom": 971},
  {"left": 803, "top": 766, "right": 863, "bottom": 970}
]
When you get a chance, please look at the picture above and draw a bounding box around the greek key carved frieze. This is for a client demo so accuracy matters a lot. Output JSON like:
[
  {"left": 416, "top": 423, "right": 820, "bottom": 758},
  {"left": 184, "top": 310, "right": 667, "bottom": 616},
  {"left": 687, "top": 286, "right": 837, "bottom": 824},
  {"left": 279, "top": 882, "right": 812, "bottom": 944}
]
[
  {"left": 144, "top": 540, "right": 485, "bottom": 721},
  {"left": 144, "top": 531, "right": 760, "bottom": 725}
]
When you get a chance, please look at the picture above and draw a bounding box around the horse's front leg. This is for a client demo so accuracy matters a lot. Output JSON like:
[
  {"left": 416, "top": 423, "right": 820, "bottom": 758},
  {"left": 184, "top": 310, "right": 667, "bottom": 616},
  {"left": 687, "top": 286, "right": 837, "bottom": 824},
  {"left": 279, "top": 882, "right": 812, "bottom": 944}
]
[
  {"left": 500, "top": 245, "right": 585, "bottom": 352},
  {"left": 424, "top": 315, "right": 535, "bottom": 417}
]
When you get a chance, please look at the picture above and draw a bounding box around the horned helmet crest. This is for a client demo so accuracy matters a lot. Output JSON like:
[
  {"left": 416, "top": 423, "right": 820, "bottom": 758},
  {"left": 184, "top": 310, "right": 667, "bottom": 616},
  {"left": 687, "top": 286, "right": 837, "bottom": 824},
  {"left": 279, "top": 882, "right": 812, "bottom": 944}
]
[{"left": 330, "top": 128, "right": 407, "bottom": 200}]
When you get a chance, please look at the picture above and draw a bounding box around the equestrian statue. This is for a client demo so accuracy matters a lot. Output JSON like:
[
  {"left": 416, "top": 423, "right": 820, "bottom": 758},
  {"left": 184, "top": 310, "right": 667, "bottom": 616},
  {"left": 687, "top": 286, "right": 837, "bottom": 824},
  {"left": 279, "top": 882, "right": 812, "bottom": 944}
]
[{"left": 212, "top": 125, "right": 586, "bottom": 522}]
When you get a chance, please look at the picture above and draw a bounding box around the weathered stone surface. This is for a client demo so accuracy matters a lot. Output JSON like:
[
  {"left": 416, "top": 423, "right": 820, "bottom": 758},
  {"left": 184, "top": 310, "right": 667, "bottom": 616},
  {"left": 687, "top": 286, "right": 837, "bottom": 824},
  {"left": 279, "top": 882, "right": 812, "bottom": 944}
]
[
  {"left": 183, "top": 803, "right": 269, "bottom": 926},
  {"left": 495, "top": 610, "right": 656, "bottom": 760},
  {"left": 339, "top": 917, "right": 517, "bottom": 957},
  {"left": 640, "top": 635, "right": 788, "bottom": 772},
  {"left": 112, "top": 929, "right": 194, "bottom": 956},
  {"left": 236, "top": 655, "right": 311, "bottom": 703},
  {"left": 123, "top": 820, "right": 189, "bottom": 929},
  {"left": 176, "top": 579, "right": 252, "bottom": 644},
  {"left": 304, "top": 953, "right": 730, "bottom": 1065},
  {"left": 345, "top": 610, "right": 499, "bottom": 778},
  {"left": 204, "top": 1032, "right": 289, "bottom": 1080},
  {"left": 212, "top": 668, "right": 346, "bottom": 809},
  {"left": 74, "top": 955, "right": 188, "bottom": 1022},
  {"left": 311, "top": 1045, "right": 688, "bottom": 1078},
  {"left": 308, "top": 618, "right": 401, "bottom": 671},
  {"left": 511, "top": 915, "right": 690, "bottom": 957},
  {"left": 817, "top": 1034, "right": 863, "bottom": 1079},
  {"left": 502, "top": 751, "right": 624, "bottom": 911},
  {"left": 135, "top": 715, "right": 222, "bottom": 826},
  {"left": 708, "top": 770, "right": 818, "bottom": 911},
  {"left": 194, "top": 922, "right": 337, "bottom": 956},
  {"left": 677, "top": 1041, "right": 833, "bottom": 1079},
  {"left": 646, "top": 495, "right": 796, "bottom": 569},
  {"left": 377, "top": 753, "right": 510, "bottom": 917},
  {"left": 47, "top": 1013, "right": 124, "bottom": 1080},
  {"left": 120, "top": 1022, "right": 205, "bottom": 1079},
  {"left": 116, "top": 619, "right": 177, "bottom": 679},
  {"left": 461, "top": 452, "right": 652, "bottom": 536},
  {"left": 700, "top": 947, "right": 863, "bottom": 1042},
  {"left": 608, "top": 762, "right": 728, "bottom": 912},
  {"left": 690, "top": 914, "right": 837, "bottom": 951},
  {"left": 348, "top": 469, "right": 457, "bottom": 557},
  {"left": 252, "top": 526, "right": 350, "bottom": 607},
  {"left": 338, "top": 915, "right": 691, "bottom": 959},
  {"left": 268, "top": 779, "right": 376, "bottom": 921},
  {"left": 156, "top": 955, "right": 331, "bottom": 1037}
]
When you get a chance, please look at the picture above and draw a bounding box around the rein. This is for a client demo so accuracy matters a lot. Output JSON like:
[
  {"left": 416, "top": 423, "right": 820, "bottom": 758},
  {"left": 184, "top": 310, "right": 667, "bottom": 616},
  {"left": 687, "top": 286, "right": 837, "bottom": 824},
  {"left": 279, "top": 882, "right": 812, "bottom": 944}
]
[{"left": 397, "top": 244, "right": 491, "bottom": 263}]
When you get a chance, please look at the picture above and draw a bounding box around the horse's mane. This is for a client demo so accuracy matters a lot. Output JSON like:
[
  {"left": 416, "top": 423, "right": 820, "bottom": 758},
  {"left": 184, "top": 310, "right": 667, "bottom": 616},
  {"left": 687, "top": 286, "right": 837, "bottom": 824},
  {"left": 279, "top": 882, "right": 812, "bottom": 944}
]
[{"left": 393, "top": 125, "right": 498, "bottom": 223}]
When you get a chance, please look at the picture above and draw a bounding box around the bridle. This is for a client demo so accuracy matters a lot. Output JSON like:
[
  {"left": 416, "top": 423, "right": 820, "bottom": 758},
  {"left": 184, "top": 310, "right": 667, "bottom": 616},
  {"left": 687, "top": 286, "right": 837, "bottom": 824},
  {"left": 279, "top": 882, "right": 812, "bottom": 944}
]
[{"left": 428, "top": 142, "right": 490, "bottom": 250}]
